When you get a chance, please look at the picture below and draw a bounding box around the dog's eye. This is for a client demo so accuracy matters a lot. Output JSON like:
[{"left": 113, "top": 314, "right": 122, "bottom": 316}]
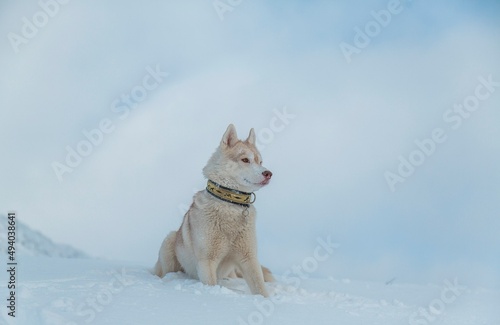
[{"left": 241, "top": 158, "right": 250, "bottom": 163}]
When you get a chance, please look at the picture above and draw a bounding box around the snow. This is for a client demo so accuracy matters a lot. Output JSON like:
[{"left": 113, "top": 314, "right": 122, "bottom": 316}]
[
  {"left": 0, "top": 255, "right": 498, "bottom": 325},
  {"left": 0, "top": 216, "right": 499, "bottom": 324}
]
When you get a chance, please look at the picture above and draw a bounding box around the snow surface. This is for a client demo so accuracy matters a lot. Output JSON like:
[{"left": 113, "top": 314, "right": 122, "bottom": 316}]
[
  {"left": 0, "top": 255, "right": 498, "bottom": 325},
  {"left": 0, "top": 217, "right": 499, "bottom": 324}
]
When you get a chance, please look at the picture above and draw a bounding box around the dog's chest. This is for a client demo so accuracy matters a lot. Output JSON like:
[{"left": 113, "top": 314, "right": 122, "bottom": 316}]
[
  {"left": 209, "top": 206, "right": 255, "bottom": 238},
  {"left": 192, "top": 191, "right": 257, "bottom": 239}
]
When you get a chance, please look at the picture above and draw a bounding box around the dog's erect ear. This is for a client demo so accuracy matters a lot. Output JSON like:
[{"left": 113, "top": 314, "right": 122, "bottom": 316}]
[
  {"left": 221, "top": 124, "right": 238, "bottom": 148},
  {"left": 246, "top": 128, "right": 256, "bottom": 145}
]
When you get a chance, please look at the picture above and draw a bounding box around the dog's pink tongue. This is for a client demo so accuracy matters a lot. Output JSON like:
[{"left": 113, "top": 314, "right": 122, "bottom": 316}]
[{"left": 260, "top": 179, "right": 270, "bottom": 185}]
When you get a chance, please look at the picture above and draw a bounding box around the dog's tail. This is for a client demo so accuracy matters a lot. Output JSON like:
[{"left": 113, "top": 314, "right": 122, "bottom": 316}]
[{"left": 153, "top": 231, "right": 182, "bottom": 278}]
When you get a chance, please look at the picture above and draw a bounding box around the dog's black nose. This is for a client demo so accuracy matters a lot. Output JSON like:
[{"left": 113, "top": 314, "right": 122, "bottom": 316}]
[{"left": 262, "top": 170, "right": 273, "bottom": 179}]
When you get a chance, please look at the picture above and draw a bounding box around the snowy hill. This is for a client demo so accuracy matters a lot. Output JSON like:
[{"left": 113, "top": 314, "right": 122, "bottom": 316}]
[
  {"left": 0, "top": 215, "right": 87, "bottom": 258},
  {"left": 0, "top": 257, "right": 498, "bottom": 325}
]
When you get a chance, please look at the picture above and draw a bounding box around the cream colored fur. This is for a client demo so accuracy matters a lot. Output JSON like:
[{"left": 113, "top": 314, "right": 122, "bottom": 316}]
[{"left": 153, "top": 124, "right": 274, "bottom": 297}]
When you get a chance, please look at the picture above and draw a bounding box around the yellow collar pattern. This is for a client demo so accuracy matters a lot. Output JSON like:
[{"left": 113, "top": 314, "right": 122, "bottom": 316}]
[{"left": 206, "top": 180, "right": 256, "bottom": 207}]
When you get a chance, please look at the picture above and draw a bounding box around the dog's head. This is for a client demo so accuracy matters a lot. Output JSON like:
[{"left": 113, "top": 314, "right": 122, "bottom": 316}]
[{"left": 203, "top": 124, "right": 272, "bottom": 193}]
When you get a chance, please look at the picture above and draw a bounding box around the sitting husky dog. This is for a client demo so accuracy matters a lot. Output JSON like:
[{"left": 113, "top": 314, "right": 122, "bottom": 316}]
[{"left": 154, "top": 124, "right": 274, "bottom": 297}]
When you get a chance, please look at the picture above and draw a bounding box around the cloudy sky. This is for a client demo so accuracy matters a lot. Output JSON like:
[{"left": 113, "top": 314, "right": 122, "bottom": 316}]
[{"left": 1, "top": 0, "right": 499, "bottom": 288}]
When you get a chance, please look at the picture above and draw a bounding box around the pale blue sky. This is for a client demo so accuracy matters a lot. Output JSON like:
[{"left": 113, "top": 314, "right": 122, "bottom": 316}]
[{"left": 1, "top": 0, "right": 499, "bottom": 288}]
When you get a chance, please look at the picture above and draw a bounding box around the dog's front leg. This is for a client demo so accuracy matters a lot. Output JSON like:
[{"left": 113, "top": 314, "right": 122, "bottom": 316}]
[
  {"left": 240, "top": 257, "right": 269, "bottom": 297},
  {"left": 196, "top": 259, "right": 218, "bottom": 286}
]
